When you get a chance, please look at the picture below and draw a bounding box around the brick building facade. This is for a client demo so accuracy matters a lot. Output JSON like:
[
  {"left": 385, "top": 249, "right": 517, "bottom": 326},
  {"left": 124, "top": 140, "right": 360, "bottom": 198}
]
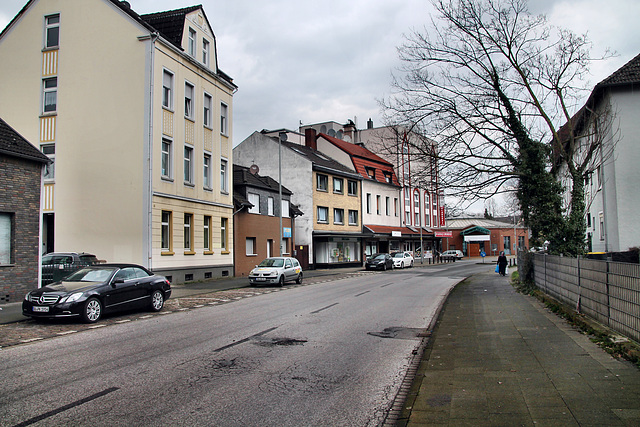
[{"left": 0, "top": 117, "right": 49, "bottom": 303}]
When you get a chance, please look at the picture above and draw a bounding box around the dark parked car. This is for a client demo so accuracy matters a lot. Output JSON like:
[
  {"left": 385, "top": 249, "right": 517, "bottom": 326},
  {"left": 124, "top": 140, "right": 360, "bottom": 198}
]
[
  {"left": 23, "top": 264, "right": 171, "bottom": 323},
  {"left": 365, "top": 253, "right": 394, "bottom": 271},
  {"left": 41, "top": 252, "right": 100, "bottom": 286}
]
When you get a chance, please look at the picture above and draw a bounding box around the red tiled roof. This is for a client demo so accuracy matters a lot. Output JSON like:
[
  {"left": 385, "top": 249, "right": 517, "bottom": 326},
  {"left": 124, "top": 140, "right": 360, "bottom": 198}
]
[{"left": 319, "top": 133, "right": 401, "bottom": 186}]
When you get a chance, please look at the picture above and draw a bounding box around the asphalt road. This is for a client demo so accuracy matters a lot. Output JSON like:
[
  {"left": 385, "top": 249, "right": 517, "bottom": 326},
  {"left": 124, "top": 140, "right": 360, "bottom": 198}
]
[{"left": 0, "top": 262, "right": 485, "bottom": 426}]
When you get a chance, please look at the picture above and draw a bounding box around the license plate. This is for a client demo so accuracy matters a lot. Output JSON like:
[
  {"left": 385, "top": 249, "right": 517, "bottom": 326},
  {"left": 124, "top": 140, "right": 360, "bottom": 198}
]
[
  {"left": 33, "top": 306, "right": 49, "bottom": 312},
  {"left": 256, "top": 278, "right": 266, "bottom": 281}
]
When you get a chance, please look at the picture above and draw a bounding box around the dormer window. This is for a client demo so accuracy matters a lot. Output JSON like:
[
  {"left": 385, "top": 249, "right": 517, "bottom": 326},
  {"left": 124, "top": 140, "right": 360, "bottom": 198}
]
[
  {"left": 365, "top": 167, "right": 375, "bottom": 179},
  {"left": 383, "top": 172, "right": 392, "bottom": 183},
  {"left": 188, "top": 27, "right": 196, "bottom": 56}
]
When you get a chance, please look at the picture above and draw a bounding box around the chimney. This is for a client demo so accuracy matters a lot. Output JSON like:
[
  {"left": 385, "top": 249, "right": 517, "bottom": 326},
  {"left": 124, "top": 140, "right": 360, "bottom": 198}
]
[
  {"left": 305, "top": 128, "right": 317, "bottom": 150},
  {"left": 367, "top": 118, "right": 374, "bottom": 129},
  {"left": 343, "top": 120, "right": 356, "bottom": 142}
]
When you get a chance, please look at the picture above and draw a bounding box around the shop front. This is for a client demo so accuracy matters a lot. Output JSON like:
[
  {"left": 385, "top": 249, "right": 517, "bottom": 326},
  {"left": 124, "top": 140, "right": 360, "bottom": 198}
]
[{"left": 313, "top": 234, "right": 363, "bottom": 269}]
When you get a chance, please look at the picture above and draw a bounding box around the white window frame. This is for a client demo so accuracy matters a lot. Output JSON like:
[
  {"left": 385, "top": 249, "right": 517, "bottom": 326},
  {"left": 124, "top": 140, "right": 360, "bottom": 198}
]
[
  {"left": 184, "top": 82, "right": 194, "bottom": 120},
  {"left": 248, "top": 193, "right": 260, "bottom": 214},
  {"left": 220, "top": 158, "right": 228, "bottom": 193},
  {"left": 42, "top": 77, "right": 57, "bottom": 113},
  {"left": 41, "top": 144, "right": 55, "bottom": 181},
  {"left": 161, "top": 138, "right": 172, "bottom": 179},
  {"left": 162, "top": 69, "right": 174, "bottom": 110},
  {"left": 0, "top": 213, "right": 12, "bottom": 265},
  {"left": 202, "top": 38, "right": 210, "bottom": 65},
  {"left": 184, "top": 145, "right": 194, "bottom": 184},
  {"left": 348, "top": 210, "right": 358, "bottom": 226},
  {"left": 220, "top": 102, "right": 228, "bottom": 135},
  {"left": 203, "top": 215, "right": 211, "bottom": 251},
  {"left": 203, "top": 92, "right": 212, "bottom": 128},
  {"left": 268, "top": 197, "right": 274, "bottom": 216},
  {"left": 184, "top": 213, "right": 193, "bottom": 251},
  {"left": 316, "top": 174, "right": 328, "bottom": 191},
  {"left": 203, "top": 153, "right": 211, "bottom": 189},
  {"left": 44, "top": 14, "right": 60, "bottom": 49},
  {"left": 221, "top": 218, "right": 228, "bottom": 251},
  {"left": 317, "top": 206, "right": 328, "bottom": 223},
  {"left": 161, "top": 211, "right": 172, "bottom": 252},
  {"left": 366, "top": 193, "right": 372, "bottom": 214},
  {"left": 333, "top": 177, "right": 344, "bottom": 194},
  {"left": 348, "top": 180, "right": 358, "bottom": 196},
  {"left": 246, "top": 237, "right": 256, "bottom": 256},
  {"left": 281, "top": 199, "right": 290, "bottom": 218},
  {"left": 188, "top": 27, "right": 196, "bottom": 56},
  {"left": 334, "top": 208, "right": 344, "bottom": 225}
]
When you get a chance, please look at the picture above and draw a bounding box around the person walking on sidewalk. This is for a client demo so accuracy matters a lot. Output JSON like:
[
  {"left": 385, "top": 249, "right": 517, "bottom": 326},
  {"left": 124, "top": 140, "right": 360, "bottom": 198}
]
[{"left": 497, "top": 251, "right": 508, "bottom": 276}]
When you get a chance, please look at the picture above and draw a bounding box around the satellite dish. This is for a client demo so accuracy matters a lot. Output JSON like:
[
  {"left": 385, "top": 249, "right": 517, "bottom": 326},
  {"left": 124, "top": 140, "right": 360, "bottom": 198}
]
[
  {"left": 249, "top": 164, "right": 259, "bottom": 175},
  {"left": 328, "top": 129, "right": 336, "bottom": 137}
]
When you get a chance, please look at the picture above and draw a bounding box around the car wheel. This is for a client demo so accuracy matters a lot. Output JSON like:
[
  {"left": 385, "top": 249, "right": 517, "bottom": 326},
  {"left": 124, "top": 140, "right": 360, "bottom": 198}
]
[
  {"left": 296, "top": 273, "right": 303, "bottom": 284},
  {"left": 150, "top": 290, "right": 164, "bottom": 312},
  {"left": 401, "top": 262, "right": 405, "bottom": 269},
  {"left": 410, "top": 261, "right": 414, "bottom": 268},
  {"left": 383, "top": 263, "right": 387, "bottom": 271},
  {"left": 278, "top": 275, "right": 285, "bottom": 287},
  {"left": 82, "top": 297, "right": 102, "bottom": 323}
]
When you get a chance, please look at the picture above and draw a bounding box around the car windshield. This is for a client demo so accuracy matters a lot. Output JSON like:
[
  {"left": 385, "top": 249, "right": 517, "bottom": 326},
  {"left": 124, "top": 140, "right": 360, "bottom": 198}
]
[
  {"left": 391, "top": 252, "right": 403, "bottom": 258},
  {"left": 258, "top": 258, "right": 284, "bottom": 268},
  {"left": 372, "top": 254, "right": 386, "bottom": 260},
  {"left": 65, "top": 267, "right": 116, "bottom": 282}
]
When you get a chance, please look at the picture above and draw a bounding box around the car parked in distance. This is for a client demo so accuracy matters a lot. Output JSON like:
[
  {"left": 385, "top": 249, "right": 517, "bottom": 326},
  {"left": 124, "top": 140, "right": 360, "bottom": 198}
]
[
  {"left": 41, "top": 252, "right": 101, "bottom": 286},
  {"left": 391, "top": 251, "right": 414, "bottom": 268},
  {"left": 365, "top": 253, "right": 394, "bottom": 271},
  {"left": 442, "top": 250, "right": 464, "bottom": 259},
  {"left": 249, "top": 257, "right": 303, "bottom": 287},
  {"left": 23, "top": 264, "right": 171, "bottom": 323}
]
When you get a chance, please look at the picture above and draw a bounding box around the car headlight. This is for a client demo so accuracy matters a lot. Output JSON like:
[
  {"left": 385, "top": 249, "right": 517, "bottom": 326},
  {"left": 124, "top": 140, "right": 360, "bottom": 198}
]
[
  {"left": 24, "top": 292, "right": 31, "bottom": 301},
  {"left": 59, "top": 292, "right": 83, "bottom": 303}
]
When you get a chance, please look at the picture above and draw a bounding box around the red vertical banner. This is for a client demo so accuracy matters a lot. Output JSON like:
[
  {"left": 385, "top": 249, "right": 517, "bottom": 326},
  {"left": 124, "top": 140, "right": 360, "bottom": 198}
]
[{"left": 439, "top": 206, "right": 445, "bottom": 226}]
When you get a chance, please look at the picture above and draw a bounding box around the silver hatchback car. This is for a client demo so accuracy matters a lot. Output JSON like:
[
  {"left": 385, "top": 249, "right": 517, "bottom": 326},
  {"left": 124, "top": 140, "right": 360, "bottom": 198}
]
[{"left": 249, "top": 257, "right": 303, "bottom": 287}]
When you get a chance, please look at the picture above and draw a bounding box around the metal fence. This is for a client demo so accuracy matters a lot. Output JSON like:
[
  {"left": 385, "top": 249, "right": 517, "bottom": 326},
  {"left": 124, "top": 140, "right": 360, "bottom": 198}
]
[{"left": 530, "top": 253, "right": 640, "bottom": 343}]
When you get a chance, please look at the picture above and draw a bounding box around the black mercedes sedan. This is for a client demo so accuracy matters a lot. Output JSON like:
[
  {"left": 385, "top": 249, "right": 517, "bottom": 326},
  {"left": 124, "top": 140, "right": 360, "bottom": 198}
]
[{"left": 23, "top": 264, "right": 171, "bottom": 323}]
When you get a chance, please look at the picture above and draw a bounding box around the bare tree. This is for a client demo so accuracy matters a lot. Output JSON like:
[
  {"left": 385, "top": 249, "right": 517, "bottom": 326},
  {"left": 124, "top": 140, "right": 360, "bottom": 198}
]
[{"left": 382, "top": 0, "right": 614, "bottom": 253}]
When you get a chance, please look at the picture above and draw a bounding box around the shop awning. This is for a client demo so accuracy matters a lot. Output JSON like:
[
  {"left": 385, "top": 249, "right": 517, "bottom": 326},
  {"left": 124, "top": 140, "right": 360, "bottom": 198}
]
[{"left": 460, "top": 226, "right": 491, "bottom": 235}]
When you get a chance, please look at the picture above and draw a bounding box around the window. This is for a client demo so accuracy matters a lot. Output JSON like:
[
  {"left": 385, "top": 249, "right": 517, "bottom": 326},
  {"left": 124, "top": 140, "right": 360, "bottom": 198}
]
[
  {"left": 202, "top": 39, "right": 210, "bottom": 65},
  {"left": 333, "top": 177, "right": 344, "bottom": 194},
  {"left": 220, "top": 103, "right": 228, "bottom": 135},
  {"left": 348, "top": 180, "right": 358, "bottom": 196},
  {"left": 386, "top": 196, "right": 390, "bottom": 216},
  {"left": 161, "top": 139, "right": 172, "bottom": 178},
  {"left": 161, "top": 211, "right": 172, "bottom": 252},
  {"left": 383, "top": 172, "right": 392, "bottom": 183},
  {"left": 334, "top": 208, "right": 344, "bottom": 225},
  {"left": 184, "top": 82, "right": 194, "bottom": 119},
  {"left": 188, "top": 27, "right": 196, "bottom": 56},
  {"left": 203, "top": 153, "right": 211, "bottom": 188},
  {"left": 376, "top": 195, "right": 381, "bottom": 215},
  {"left": 348, "top": 210, "right": 358, "bottom": 226},
  {"left": 317, "top": 206, "right": 328, "bottom": 223},
  {"left": 162, "top": 70, "right": 173, "bottom": 109},
  {"left": 220, "top": 159, "right": 228, "bottom": 192},
  {"left": 316, "top": 174, "right": 328, "bottom": 191},
  {"left": 42, "top": 78, "right": 57, "bottom": 113},
  {"left": 246, "top": 237, "right": 256, "bottom": 256},
  {"left": 203, "top": 93, "right": 212, "bottom": 127},
  {"left": 221, "top": 218, "right": 228, "bottom": 251},
  {"left": 268, "top": 197, "right": 274, "bottom": 216},
  {"left": 366, "top": 193, "right": 372, "bottom": 214},
  {"left": 424, "top": 193, "right": 430, "bottom": 226},
  {"left": 503, "top": 236, "right": 511, "bottom": 253},
  {"left": 204, "top": 215, "right": 212, "bottom": 251},
  {"left": 599, "top": 212, "right": 604, "bottom": 240},
  {"left": 281, "top": 200, "right": 290, "bottom": 218},
  {"left": 184, "top": 213, "right": 194, "bottom": 252},
  {"left": 44, "top": 14, "right": 60, "bottom": 48},
  {"left": 0, "top": 213, "right": 12, "bottom": 264},
  {"left": 394, "top": 198, "right": 398, "bottom": 217},
  {"left": 248, "top": 193, "right": 260, "bottom": 214},
  {"left": 184, "top": 146, "right": 193, "bottom": 184},
  {"left": 365, "top": 167, "right": 375, "bottom": 179},
  {"left": 414, "top": 190, "right": 420, "bottom": 226},
  {"left": 41, "top": 144, "right": 55, "bottom": 180}
]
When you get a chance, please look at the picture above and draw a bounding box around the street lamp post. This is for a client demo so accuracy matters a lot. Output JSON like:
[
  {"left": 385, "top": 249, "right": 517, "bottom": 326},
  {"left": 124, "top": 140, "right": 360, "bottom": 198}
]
[{"left": 278, "top": 131, "right": 287, "bottom": 256}]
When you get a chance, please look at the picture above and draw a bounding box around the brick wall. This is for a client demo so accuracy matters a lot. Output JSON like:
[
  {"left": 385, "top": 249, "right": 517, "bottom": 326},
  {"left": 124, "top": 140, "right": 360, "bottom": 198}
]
[{"left": 0, "top": 155, "right": 42, "bottom": 303}]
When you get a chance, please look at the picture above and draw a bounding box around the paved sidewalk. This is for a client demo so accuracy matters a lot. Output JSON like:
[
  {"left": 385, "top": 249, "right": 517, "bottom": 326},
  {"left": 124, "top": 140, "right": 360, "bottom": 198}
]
[{"left": 398, "top": 272, "right": 640, "bottom": 426}]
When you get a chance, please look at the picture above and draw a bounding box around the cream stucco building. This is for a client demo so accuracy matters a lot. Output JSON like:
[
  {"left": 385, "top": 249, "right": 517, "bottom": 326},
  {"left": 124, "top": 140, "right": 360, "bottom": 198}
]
[{"left": 0, "top": 0, "right": 236, "bottom": 282}]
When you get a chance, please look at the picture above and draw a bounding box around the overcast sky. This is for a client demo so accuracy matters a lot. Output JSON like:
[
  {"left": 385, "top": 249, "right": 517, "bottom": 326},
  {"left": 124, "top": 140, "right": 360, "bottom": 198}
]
[{"left": 1, "top": 0, "right": 639, "bottom": 145}]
